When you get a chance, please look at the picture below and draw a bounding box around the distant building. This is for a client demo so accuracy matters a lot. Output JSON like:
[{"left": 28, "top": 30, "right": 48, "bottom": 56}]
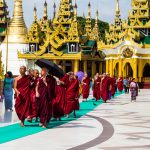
[{"left": 98, "top": 0, "right": 150, "bottom": 86}]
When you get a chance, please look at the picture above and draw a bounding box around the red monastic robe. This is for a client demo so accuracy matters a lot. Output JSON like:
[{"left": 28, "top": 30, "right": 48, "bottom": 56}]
[
  {"left": 29, "top": 77, "right": 39, "bottom": 119},
  {"left": 110, "top": 77, "right": 117, "bottom": 97},
  {"left": 52, "top": 75, "right": 68, "bottom": 118},
  {"left": 38, "top": 75, "right": 56, "bottom": 124},
  {"left": 93, "top": 77, "right": 101, "bottom": 101},
  {"left": 117, "top": 78, "right": 124, "bottom": 92},
  {"left": 65, "top": 79, "right": 79, "bottom": 115},
  {"left": 47, "top": 75, "right": 56, "bottom": 122},
  {"left": 82, "top": 77, "right": 90, "bottom": 99},
  {"left": 15, "top": 75, "right": 31, "bottom": 122},
  {"left": 101, "top": 77, "right": 110, "bottom": 102}
]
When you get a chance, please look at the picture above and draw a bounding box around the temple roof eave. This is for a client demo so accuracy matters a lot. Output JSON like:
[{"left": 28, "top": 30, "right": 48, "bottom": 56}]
[{"left": 18, "top": 51, "right": 101, "bottom": 61}]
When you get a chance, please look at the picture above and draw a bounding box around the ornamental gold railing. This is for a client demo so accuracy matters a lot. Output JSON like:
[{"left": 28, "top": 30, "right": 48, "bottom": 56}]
[{"left": 142, "top": 77, "right": 150, "bottom": 82}]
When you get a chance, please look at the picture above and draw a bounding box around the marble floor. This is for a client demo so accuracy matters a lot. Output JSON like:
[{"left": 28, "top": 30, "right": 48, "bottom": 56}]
[{"left": 0, "top": 89, "right": 150, "bottom": 150}]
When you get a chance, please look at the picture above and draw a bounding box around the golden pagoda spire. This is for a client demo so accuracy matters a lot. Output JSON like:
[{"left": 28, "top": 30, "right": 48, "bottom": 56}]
[
  {"left": 74, "top": 1, "right": 77, "bottom": 21},
  {"left": 87, "top": 1, "right": 91, "bottom": 19},
  {"left": 91, "top": 10, "right": 100, "bottom": 41},
  {"left": 114, "top": 0, "right": 121, "bottom": 26},
  {"left": 34, "top": 4, "right": 37, "bottom": 22},
  {"left": 43, "top": 0, "right": 48, "bottom": 20},
  {"left": 96, "top": 9, "right": 98, "bottom": 25},
  {"left": 53, "top": 0, "right": 56, "bottom": 19},
  {"left": 67, "top": 2, "right": 82, "bottom": 42},
  {"left": 4, "top": 0, "right": 27, "bottom": 43},
  {"left": 116, "top": 0, "right": 120, "bottom": 18},
  {"left": 85, "top": 1, "right": 92, "bottom": 37},
  {"left": 53, "top": 0, "right": 73, "bottom": 26}
]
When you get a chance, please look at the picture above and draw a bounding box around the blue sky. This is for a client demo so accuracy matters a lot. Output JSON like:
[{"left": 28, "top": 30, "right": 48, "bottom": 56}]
[{"left": 5, "top": 0, "right": 132, "bottom": 28}]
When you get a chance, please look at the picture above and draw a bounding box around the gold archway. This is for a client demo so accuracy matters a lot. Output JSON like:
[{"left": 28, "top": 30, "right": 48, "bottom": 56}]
[
  {"left": 123, "top": 62, "right": 133, "bottom": 78},
  {"left": 143, "top": 63, "right": 150, "bottom": 77},
  {"left": 114, "top": 62, "right": 119, "bottom": 77}
]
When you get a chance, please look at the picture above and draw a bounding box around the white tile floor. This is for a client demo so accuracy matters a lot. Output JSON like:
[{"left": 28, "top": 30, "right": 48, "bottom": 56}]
[{"left": 0, "top": 89, "right": 150, "bottom": 150}]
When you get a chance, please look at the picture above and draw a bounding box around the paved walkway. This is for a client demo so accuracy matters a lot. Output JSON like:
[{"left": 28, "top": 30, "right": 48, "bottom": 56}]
[{"left": 0, "top": 89, "right": 150, "bottom": 150}]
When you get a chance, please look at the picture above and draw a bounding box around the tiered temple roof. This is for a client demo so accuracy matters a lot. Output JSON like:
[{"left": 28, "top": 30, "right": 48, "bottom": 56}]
[
  {"left": 98, "top": 0, "right": 150, "bottom": 50},
  {"left": 18, "top": 0, "right": 102, "bottom": 60}
]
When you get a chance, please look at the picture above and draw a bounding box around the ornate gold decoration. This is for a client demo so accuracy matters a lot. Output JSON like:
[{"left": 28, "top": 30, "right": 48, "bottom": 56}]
[
  {"left": 91, "top": 10, "right": 100, "bottom": 41},
  {"left": 122, "top": 46, "right": 133, "bottom": 58},
  {"left": 85, "top": 2, "right": 92, "bottom": 38},
  {"left": 3, "top": 0, "right": 27, "bottom": 44}
]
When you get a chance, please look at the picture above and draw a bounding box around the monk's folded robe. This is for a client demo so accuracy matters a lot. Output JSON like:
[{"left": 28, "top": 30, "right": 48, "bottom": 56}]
[
  {"left": 15, "top": 75, "right": 31, "bottom": 122},
  {"left": 82, "top": 77, "right": 90, "bottom": 99},
  {"left": 65, "top": 79, "right": 79, "bottom": 114},
  {"left": 93, "top": 77, "right": 101, "bottom": 101}
]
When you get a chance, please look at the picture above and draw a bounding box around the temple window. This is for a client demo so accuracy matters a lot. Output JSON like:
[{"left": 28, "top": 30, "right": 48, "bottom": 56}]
[
  {"left": 71, "top": 44, "right": 75, "bottom": 52},
  {"left": 30, "top": 44, "right": 35, "bottom": 53},
  {"left": 68, "top": 43, "right": 78, "bottom": 53}
]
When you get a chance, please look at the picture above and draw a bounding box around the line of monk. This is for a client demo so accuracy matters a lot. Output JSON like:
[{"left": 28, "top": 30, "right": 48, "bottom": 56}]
[
  {"left": 14, "top": 66, "right": 79, "bottom": 128},
  {"left": 14, "top": 66, "right": 124, "bottom": 128}
]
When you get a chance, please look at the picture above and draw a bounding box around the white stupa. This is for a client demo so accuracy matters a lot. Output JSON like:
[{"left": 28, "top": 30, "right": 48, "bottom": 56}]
[{"left": 0, "top": 0, "right": 28, "bottom": 75}]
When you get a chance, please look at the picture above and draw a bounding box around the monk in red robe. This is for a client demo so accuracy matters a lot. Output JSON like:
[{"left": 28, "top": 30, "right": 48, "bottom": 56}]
[
  {"left": 14, "top": 66, "right": 31, "bottom": 127},
  {"left": 117, "top": 77, "right": 124, "bottom": 92},
  {"left": 27, "top": 69, "right": 40, "bottom": 122},
  {"left": 82, "top": 73, "right": 90, "bottom": 101},
  {"left": 36, "top": 68, "right": 56, "bottom": 128},
  {"left": 100, "top": 73, "right": 110, "bottom": 102},
  {"left": 47, "top": 74, "right": 56, "bottom": 122},
  {"left": 65, "top": 73, "right": 79, "bottom": 118},
  {"left": 93, "top": 73, "right": 101, "bottom": 101},
  {"left": 106, "top": 74, "right": 113, "bottom": 100},
  {"left": 110, "top": 76, "right": 117, "bottom": 97},
  {"left": 52, "top": 73, "right": 69, "bottom": 120}
]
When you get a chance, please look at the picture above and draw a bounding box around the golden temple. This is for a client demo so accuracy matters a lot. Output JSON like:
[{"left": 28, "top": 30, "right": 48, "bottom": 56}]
[
  {"left": 0, "top": 0, "right": 149, "bottom": 86},
  {"left": 18, "top": 0, "right": 104, "bottom": 77},
  {"left": 98, "top": 0, "right": 150, "bottom": 86}
]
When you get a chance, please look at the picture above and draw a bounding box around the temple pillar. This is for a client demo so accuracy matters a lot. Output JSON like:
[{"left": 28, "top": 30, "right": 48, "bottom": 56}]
[
  {"left": 126, "top": 64, "right": 129, "bottom": 77},
  {"left": 99, "top": 62, "right": 102, "bottom": 75},
  {"left": 106, "top": 59, "right": 109, "bottom": 74},
  {"left": 92, "top": 61, "right": 96, "bottom": 77},
  {"left": 133, "top": 59, "right": 138, "bottom": 81},
  {"left": 109, "top": 59, "right": 113, "bottom": 77},
  {"left": 62, "top": 60, "right": 66, "bottom": 73},
  {"left": 123, "top": 65, "right": 126, "bottom": 78},
  {"left": 83, "top": 60, "right": 87, "bottom": 73},
  {"left": 119, "top": 59, "right": 123, "bottom": 77},
  {"left": 74, "top": 59, "right": 79, "bottom": 73},
  {"left": 138, "top": 59, "right": 143, "bottom": 82}
]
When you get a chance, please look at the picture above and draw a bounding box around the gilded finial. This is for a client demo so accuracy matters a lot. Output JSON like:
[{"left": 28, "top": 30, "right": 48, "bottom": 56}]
[
  {"left": 83, "top": 12, "right": 85, "bottom": 18},
  {"left": 44, "top": 0, "right": 47, "bottom": 6},
  {"left": 3, "top": 0, "right": 27, "bottom": 44},
  {"left": 116, "top": 0, "right": 120, "bottom": 18},
  {"left": 34, "top": 4, "right": 37, "bottom": 22},
  {"left": 53, "top": 0, "right": 56, "bottom": 19},
  {"left": 74, "top": 1, "right": 77, "bottom": 21},
  {"left": 43, "top": 0, "right": 48, "bottom": 20},
  {"left": 96, "top": 10, "right": 99, "bottom": 24},
  {"left": 88, "top": 1, "right": 91, "bottom": 18}
]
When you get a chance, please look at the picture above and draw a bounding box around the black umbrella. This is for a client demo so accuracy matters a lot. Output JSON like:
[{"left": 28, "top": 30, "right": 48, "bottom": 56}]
[{"left": 35, "top": 59, "right": 65, "bottom": 78}]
